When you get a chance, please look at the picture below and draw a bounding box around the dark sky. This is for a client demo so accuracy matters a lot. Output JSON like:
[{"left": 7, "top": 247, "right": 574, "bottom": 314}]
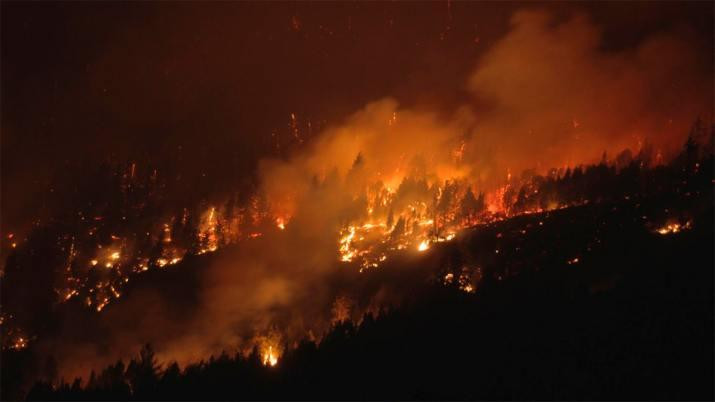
[{"left": 2, "top": 1, "right": 712, "bottom": 232}]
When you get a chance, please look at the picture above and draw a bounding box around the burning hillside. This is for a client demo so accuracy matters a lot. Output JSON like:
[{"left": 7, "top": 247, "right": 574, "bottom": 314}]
[
  {"left": 10, "top": 139, "right": 714, "bottom": 399},
  {"left": 2, "top": 123, "right": 711, "bottom": 384},
  {"left": 1, "top": 2, "right": 713, "bottom": 400}
]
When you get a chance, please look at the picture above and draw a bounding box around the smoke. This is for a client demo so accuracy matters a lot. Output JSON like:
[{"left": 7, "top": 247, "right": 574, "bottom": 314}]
[
  {"left": 32, "top": 9, "right": 712, "bottom": 380},
  {"left": 464, "top": 10, "right": 710, "bottom": 178},
  {"left": 261, "top": 9, "right": 710, "bottom": 200}
]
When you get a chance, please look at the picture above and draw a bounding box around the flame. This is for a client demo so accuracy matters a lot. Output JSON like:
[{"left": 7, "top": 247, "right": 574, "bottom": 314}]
[
  {"left": 655, "top": 221, "right": 692, "bottom": 235},
  {"left": 163, "top": 223, "right": 172, "bottom": 243},
  {"left": 339, "top": 226, "right": 357, "bottom": 262},
  {"left": 197, "top": 207, "right": 219, "bottom": 254},
  {"left": 26, "top": 171, "right": 565, "bottom": 323},
  {"left": 444, "top": 273, "right": 454, "bottom": 284},
  {"left": 417, "top": 240, "right": 430, "bottom": 252},
  {"left": 262, "top": 346, "right": 279, "bottom": 367}
]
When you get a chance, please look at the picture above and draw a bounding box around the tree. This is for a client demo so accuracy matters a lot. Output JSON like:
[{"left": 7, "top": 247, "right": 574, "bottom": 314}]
[
  {"left": 391, "top": 216, "right": 406, "bottom": 239},
  {"left": 459, "top": 187, "right": 482, "bottom": 226},
  {"left": 126, "top": 344, "right": 160, "bottom": 399}
]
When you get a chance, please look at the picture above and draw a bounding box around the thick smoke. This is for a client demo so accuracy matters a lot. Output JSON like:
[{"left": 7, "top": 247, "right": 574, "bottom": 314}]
[
  {"left": 261, "top": 9, "right": 710, "bottom": 200},
  {"left": 464, "top": 10, "right": 710, "bottom": 180},
  {"left": 37, "top": 9, "right": 711, "bottom": 379}
]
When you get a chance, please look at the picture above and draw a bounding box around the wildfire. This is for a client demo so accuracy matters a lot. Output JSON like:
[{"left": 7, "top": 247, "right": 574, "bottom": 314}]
[
  {"left": 339, "top": 226, "right": 357, "bottom": 262},
  {"left": 262, "top": 346, "right": 279, "bottom": 367},
  {"left": 96, "top": 299, "right": 109, "bottom": 312},
  {"left": 7, "top": 124, "right": 688, "bottom": 358},
  {"left": 34, "top": 167, "right": 576, "bottom": 322},
  {"left": 10, "top": 336, "right": 27, "bottom": 350},
  {"left": 443, "top": 267, "right": 478, "bottom": 293},
  {"left": 197, "top": 207, "right": 219, "bottom": 254},
  {"left": 332, "top": 176, "right": 536, "bottom": 270},
  {"left": 417, "top": 240, "right": 430, "bottom": 252},
  {"left": 64, "top": 289, "right": 79, "bottom": 301},
  {"left": 258, "top": 335, "right": 282, "bottom": 367},
  {"left": 40, "top": 200, "right": 251, "bottom": 316},
  {"left": 655, "top": 221, "right": 692, "bottom": 235}
]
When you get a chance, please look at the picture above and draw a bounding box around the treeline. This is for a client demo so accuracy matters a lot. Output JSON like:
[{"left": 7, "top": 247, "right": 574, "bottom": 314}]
[
  {"left": 509, "top": 126, "right": 712, "bottom": 215},
  {"left": 441, "top": 119, "right": 713, "bottom": 229},
  {"left": 377, "top": 119, "right": 714, "bottom": 239}
]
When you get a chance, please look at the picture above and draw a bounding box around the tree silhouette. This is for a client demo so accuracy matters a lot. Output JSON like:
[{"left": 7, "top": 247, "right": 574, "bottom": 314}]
[{"left": 125, "top": 344, "right": 161, "bottom": 399}]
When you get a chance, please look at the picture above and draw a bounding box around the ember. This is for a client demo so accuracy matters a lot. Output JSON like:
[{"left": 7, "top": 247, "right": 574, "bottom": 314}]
[{"left": 655, "top": 221, "right": 692, "bottom": 235}]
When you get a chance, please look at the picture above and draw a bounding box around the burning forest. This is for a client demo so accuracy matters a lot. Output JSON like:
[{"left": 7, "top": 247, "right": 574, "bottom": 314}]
[{"left": 1, "top": 2, "right": 713, "bottom": 400}]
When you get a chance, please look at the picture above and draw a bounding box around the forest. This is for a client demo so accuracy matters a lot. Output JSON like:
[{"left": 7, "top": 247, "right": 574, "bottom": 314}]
[{"left": 4, "top": 126, "right": 713, "bottom": 400}]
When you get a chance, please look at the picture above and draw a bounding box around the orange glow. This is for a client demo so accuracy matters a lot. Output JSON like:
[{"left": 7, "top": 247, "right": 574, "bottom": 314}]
[
  {"left": 417, "top": 240, "right": 430, "bottom": 252},
  {"left": 655, "top": 221, "right": 692, "bottom": 235},
  {"left": 262, "top": 346, "right": 279, "bottom": 367}
]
